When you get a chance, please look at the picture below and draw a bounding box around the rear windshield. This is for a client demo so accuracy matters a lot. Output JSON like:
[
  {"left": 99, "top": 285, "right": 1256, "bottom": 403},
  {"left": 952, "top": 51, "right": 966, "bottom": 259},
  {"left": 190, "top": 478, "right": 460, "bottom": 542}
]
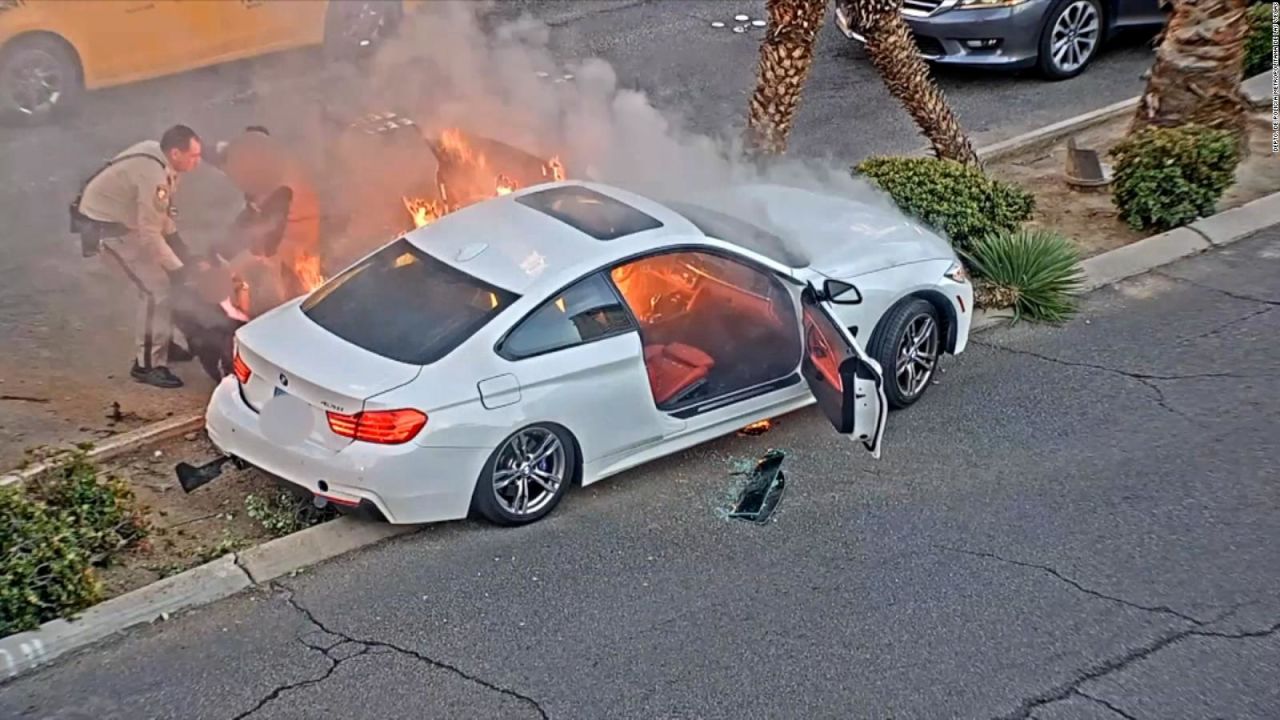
[{"left": 300, "top": 239, "right": 518, "bottom": 365}]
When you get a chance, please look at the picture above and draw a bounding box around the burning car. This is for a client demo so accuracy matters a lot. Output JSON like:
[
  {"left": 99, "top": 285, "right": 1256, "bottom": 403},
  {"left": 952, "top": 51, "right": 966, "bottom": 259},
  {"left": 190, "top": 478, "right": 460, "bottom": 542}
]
[{"left": 191, "top": 178, "right": 972, "bottom": 527}]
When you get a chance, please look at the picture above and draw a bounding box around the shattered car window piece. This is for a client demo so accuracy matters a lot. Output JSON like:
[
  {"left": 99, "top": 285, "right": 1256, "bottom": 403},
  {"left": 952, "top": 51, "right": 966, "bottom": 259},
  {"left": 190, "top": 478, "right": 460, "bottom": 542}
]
[{"left": 727, "top": 449, "right": 786, "bottom": 524}]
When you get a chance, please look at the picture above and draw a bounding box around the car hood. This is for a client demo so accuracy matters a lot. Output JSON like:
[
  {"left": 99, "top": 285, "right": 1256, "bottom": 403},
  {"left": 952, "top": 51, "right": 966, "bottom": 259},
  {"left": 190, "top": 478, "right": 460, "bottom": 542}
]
[{"left": 705, "top": 183, "right": 956, "bottom": 279}]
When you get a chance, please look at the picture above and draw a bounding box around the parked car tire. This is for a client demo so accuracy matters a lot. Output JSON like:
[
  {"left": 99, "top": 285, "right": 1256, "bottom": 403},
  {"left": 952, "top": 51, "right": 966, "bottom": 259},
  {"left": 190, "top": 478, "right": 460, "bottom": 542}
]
[
  {"left": 323, "top": 0, "right": 402, "bottom": 62},
  {"left": 1036, "top": 0, "right": 1105, "bottom": 80},
  {"left": 0, "top": 35, "right": 82, "bottom": 125},
  {"left": 470, "top": 423, "right": 577, "bottom": 526},
  {"left": 867, "top": 298, "right": 941, "bottom": 410}
]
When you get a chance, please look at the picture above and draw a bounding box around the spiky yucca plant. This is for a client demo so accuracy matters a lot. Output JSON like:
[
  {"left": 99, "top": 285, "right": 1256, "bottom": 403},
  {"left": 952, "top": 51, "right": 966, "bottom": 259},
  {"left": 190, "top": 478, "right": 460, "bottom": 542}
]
[{"left": 961, "top": 229, "right": 1085, "bottom": 324}]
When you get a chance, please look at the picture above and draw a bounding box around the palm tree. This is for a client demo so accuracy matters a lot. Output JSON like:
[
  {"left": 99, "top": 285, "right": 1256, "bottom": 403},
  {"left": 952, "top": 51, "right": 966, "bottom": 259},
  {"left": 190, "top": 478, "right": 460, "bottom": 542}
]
[
  {"left": 745, "top": 0, "right": 830, "bottom": 156},
  {"left": 1131, "top": 0, "right": 1249, "bottom": 141},
  {"left": 840, "top": 0, "right": 980, "bottom": 166}
]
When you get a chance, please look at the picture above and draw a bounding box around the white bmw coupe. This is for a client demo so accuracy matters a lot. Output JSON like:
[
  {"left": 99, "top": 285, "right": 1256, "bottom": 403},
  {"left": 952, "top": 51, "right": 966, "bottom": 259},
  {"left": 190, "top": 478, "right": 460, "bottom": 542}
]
[{"left": 204, "top": 180, "right": 972, "bottom": 526}]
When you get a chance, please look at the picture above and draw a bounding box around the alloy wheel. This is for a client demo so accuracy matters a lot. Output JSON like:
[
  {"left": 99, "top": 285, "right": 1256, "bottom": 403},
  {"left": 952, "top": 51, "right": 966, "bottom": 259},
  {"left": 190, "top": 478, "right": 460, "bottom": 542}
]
[
  {"left": 1049, "top": 1, "right": 1100, "bottom": 74},
  {"left": 895, "top": 313, "right": 939, "bottom": 399},
  {"left": 491, "top": 427, "right": 567, "bottom": 517}
]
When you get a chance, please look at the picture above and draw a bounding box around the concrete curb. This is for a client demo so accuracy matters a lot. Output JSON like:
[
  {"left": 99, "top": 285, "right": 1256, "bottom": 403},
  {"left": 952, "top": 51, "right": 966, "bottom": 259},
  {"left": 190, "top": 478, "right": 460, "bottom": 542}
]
[
  {"left": 0, "top": 516, "right": 420, "bottom": 683},
  {"left": 910, "top": 71, "right": 1271, "bottom": 164},
  {"left": 0, "top": 414, "right": 204, "bottom": 488},
  {"left": 0, "top": 554, "right": 250, "bottom": 681},
  {"left": 237, "top": 516, "right": 420, "bottom": 584}
]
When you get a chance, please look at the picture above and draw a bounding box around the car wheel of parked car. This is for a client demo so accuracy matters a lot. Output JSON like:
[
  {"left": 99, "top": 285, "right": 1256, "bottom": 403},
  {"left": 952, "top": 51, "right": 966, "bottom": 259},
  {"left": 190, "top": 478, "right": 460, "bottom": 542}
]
[
  {"left": 323, "top": 0, "right": 402, "bottom": 61},
  {"left": 868, "top": 298, "right": 941, "bottom": 410},
  {"left": 1036, "top": 0, "right": 1104, "bottom": 80},
  {"left": 471, "top": 424, "right": 576, "bottom": 526},
  {"left": 0, "top": 35, "right": 82, "bottom": 125}
]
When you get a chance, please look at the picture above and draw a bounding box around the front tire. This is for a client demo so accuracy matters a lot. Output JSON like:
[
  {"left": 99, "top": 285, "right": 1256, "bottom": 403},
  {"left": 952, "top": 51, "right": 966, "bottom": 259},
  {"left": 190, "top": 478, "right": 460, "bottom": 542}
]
[
  {"left": 0, "top": 35, "right": 82, "bottom": 125},
  {"left": 868, "top": 298, "right": 942, "bottom": 410},
  {"left": 470, "top": 424, "right": 576, "bottom": 526},
  {"left": 1036, "top": 0, "right": 1104, "bottom": 80}
]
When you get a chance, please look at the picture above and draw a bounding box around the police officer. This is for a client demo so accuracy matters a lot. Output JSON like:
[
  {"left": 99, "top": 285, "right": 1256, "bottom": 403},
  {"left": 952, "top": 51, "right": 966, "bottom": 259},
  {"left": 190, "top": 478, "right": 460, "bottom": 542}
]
[{"left": 75, "top": 125, "right": 203, "bottom": 389}]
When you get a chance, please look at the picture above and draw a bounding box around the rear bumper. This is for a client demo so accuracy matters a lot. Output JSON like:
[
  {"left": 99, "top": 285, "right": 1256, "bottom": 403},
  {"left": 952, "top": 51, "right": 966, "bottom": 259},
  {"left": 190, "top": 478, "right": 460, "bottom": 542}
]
[
  {"left": 204, "top": 377, "right": 487, "bottom": 524},
  {"left": 835, "top": 2, "right": 1045, "bottom": 69}
]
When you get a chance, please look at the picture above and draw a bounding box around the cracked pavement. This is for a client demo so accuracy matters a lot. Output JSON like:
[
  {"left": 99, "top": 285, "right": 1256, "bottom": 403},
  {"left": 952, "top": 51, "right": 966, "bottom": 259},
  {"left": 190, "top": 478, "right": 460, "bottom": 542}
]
[{"left": 3, "top": 233, "right": 1278, "bottom": 717}]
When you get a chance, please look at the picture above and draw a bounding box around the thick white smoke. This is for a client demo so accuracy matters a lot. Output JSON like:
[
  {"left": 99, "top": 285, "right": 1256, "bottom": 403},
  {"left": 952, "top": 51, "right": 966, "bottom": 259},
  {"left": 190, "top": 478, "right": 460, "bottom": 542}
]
[{"left": 248, "top": 0, "right": 901, "bottom": 262}]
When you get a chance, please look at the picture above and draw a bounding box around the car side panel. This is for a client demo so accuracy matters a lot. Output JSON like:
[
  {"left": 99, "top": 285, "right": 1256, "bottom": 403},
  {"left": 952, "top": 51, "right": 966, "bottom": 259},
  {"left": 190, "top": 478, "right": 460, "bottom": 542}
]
[
  {"left": 821, "top": 260, "right": 972, "bottom": 353},
  {"left": 401, "top": 331, "right": 677, "bottom": 477}
]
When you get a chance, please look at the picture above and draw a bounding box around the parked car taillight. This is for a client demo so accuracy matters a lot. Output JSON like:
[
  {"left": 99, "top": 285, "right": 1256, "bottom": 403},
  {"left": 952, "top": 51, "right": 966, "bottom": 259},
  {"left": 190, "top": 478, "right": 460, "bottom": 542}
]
[
  {"left": 232, "top": 349, "right": 252, "bottom": 384},
  {"left": 326, "top": 409, "right": 428, "bottom": 444}
]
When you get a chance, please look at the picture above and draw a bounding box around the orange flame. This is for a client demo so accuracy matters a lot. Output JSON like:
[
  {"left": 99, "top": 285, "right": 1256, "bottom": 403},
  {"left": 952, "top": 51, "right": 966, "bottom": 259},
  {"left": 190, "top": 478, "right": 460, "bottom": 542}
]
[
  {"left": 404, "top": 129, "right": 568, "bottom": 230},
  {"left": 404, "top": 196, "right": 447, "bottom": 229},
  {"left": 293, "top": 253, "right": 326, "bottom": 292},
  {"left": 738, "top": 419, "right": 774, "bottom": 436}
]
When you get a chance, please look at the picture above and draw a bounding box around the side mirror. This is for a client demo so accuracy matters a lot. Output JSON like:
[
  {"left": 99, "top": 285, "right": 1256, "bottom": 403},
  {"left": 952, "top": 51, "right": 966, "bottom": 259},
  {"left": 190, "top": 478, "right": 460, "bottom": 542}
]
[{"left": 823, "top": 279, "right": 863, "bottom": 305}]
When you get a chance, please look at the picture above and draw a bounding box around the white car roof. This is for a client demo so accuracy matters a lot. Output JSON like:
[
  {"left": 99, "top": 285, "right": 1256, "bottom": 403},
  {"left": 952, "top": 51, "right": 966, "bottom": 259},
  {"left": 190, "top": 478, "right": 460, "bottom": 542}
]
[{"left": 402, "top": 180, "right": 706, "bottom": 294}]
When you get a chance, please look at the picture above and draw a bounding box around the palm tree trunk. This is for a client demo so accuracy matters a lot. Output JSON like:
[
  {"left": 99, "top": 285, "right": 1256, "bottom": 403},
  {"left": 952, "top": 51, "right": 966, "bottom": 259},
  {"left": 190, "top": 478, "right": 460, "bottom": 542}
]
[
  {"left": 745, "top": 0, "right": 830, "bottom": 156},
  {"left": 843, "top": 0, "right": 980, "bottom": 166},
  {"left": 1131, "top": 0, "right": 1249, "bottom": 141}
]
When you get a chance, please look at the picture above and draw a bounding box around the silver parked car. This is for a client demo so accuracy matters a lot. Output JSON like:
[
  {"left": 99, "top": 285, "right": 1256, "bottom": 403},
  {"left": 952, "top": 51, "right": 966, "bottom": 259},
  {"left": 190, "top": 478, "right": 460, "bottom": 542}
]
[{"left": 834, "top": 0, "right": 1165, "bottom": 79}]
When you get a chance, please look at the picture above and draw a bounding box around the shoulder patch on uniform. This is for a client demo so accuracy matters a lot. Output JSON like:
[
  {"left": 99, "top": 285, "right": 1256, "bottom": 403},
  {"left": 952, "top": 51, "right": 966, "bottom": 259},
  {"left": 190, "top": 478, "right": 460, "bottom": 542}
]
[{"left": 154, "top": 185, "right": 169, "bottom": 210}]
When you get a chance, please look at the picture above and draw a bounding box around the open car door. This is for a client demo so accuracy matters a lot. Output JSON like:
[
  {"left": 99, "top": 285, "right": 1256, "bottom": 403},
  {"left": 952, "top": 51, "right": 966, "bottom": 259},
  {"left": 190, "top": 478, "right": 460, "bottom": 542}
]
[{"left": 798, "top": 285, "right": 888, "bottom": 457}]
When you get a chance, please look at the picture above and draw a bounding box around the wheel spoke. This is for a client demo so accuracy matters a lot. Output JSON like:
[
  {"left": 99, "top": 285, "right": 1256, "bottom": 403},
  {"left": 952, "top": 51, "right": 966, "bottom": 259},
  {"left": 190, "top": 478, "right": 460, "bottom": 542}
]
[
  {"left": 514, "top": 478, "right": 529, "bottom": 513},
  {"left": 529, "top": 435, "right": 558, "bottom": 465},
  {"left": 531, "top": 469, "right": 559, "bottom": 491}
]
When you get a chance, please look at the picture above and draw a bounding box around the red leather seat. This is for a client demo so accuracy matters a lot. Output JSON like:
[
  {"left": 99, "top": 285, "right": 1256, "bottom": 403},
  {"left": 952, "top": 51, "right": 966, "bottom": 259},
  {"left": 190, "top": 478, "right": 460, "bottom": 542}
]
[{"left": 644, "top": 343, "right": 715, "bottom": 406}]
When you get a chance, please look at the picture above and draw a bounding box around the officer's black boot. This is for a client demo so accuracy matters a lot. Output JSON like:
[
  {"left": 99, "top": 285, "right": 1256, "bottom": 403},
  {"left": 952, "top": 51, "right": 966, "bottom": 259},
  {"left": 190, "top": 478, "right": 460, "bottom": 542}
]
[{"left": 131, "top": 363, "right": 184, "bottom": 389}]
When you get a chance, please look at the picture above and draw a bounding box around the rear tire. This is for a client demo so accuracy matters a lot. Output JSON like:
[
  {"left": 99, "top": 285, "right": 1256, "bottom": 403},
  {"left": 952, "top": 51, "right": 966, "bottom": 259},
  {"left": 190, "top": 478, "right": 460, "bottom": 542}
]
[
  {"left": 470, "top": 424, "right": 576, "bottom": 527},
  {"left": 0, "top": 35, "right": 82, "bottom": 126},
  {"left": 867, "top": 298, "right": 942, "bottom": 410}
]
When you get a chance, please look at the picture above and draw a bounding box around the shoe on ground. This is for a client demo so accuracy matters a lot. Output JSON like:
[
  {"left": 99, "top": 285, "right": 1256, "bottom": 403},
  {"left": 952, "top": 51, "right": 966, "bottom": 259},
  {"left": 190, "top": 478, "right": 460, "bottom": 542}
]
[
  {"left": 168, "top": 342, "right": 194, "bottom": 363},
  {"left": 131, "top": 363, "right": 184, "bottom": 389}
]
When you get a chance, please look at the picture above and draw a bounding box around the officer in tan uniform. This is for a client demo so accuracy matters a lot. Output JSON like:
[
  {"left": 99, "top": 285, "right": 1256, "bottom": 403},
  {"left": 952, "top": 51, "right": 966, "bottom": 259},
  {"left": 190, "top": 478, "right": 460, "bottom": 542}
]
[{"left": 73, "top": 125, "right": 203, "bottom": 389}]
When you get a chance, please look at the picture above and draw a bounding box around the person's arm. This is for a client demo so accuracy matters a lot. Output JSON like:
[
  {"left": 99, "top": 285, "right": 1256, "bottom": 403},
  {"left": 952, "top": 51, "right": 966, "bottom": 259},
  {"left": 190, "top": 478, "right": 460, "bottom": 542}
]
[{"left": 135, "top": 171, "right": 183, "bottom": 273}]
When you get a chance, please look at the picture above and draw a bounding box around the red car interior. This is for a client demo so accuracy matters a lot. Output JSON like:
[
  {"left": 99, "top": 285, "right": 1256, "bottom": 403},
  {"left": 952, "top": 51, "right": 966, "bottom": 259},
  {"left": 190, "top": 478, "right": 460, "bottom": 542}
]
[{"left": 643, "top": 343, "right": 715, "bottom": 406}]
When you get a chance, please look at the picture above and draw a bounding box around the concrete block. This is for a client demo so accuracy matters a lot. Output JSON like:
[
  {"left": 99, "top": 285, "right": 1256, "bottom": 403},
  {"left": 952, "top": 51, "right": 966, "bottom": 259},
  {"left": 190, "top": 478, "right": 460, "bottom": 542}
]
[
  {"left": 0, "top": 555, "right": 250, "bottom": 681},
  {"left": 1191, "top": 193, "right": 1280, "bottom": 247},
  {"left": 237, "top": 516, "right": 419, "bottom": 584},
  {"left": 1242, "top": 70, "right": 1272, "bottom": 108},
  {"left": 1078, "top": 228, "right": 1210, "bottom": 292}
]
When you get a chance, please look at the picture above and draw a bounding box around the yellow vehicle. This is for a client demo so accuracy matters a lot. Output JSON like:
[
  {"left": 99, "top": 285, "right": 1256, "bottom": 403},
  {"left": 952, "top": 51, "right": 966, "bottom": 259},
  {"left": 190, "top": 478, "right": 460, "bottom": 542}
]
[{"left": 0, "top": 0, "right": 422, "bottom": 123}]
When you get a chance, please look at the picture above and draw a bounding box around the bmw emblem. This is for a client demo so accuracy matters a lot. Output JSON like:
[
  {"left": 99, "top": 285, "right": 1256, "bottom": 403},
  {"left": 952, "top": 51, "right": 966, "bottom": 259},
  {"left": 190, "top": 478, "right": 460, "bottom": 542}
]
[{"left": 279, "top": 373, "right": 289, "bottom": 387}]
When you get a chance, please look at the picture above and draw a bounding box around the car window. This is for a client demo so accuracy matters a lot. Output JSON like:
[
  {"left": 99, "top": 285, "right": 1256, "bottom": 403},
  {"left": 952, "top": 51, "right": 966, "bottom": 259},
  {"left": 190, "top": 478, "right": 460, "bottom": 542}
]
[
  {"left": 664, "top": 200, "right": 809, "bottom": 268},
  {"left": 301, "top": 239, "right": 518, "bottom": 365},
  {"left": 501, "top": 274, "right": 636, "bottom": 359}
]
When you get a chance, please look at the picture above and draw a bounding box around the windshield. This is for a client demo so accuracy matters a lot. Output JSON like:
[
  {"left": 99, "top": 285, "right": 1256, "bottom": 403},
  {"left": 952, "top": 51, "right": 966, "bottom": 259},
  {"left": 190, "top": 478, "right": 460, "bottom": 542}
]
[{"left": 301, "top": 239, "right": 518, "bottom": 365}]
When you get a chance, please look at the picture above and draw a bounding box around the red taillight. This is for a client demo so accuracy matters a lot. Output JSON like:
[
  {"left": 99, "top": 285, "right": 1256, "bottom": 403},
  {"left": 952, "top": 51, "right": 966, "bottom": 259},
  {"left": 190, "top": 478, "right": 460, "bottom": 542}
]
[
  {"left": 326, "top": 408, "right": 427, "bottom": 445},
  {"left": 232, "top": 350, "right": 252, "bottom": 384}
]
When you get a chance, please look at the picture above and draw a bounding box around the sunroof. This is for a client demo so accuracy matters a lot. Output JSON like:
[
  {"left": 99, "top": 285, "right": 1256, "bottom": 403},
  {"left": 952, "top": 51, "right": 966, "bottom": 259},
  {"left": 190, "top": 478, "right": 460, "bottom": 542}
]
[{"left": 515, "top": 186, "right": 664, "bottom": 240}]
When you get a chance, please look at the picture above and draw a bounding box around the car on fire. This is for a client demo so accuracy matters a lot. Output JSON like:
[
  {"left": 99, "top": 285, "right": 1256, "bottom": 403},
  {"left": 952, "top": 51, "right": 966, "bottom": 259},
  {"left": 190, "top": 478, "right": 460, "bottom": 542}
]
[{"left": 202, "top": 180, "right": 973, "bottom": 526}]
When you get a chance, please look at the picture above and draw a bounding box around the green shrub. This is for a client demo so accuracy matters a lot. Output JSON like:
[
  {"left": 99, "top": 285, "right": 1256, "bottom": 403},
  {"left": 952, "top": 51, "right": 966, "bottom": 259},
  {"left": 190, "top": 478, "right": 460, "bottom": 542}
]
[
  {"left": 1110, "top": 124, "right": 1240, "bottom": 232},
  {"left": 1, "top": 454, "right": 148, "bottom": 637},
  {"left": 245, "top": 490, "right": 335, "bottom": 538},
  {"left": 1244, "top": 3, "right": 1272, "bottom": 77},
  {"left": 961, "top": 228, "right": 1085, "bottom": 324},
  {"left": 854, "top": 156, "right": 1036, "bottom": 251}
]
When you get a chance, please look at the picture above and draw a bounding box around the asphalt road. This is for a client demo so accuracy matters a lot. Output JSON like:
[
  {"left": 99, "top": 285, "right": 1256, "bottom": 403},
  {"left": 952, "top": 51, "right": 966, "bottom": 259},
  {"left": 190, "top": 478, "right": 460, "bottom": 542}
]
[
  {"left": 0, "top": 0, "right": 1157, "bottom": 468},
  {"left": 4, "top": 227, "right": 1277, "bottom": 719}
]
